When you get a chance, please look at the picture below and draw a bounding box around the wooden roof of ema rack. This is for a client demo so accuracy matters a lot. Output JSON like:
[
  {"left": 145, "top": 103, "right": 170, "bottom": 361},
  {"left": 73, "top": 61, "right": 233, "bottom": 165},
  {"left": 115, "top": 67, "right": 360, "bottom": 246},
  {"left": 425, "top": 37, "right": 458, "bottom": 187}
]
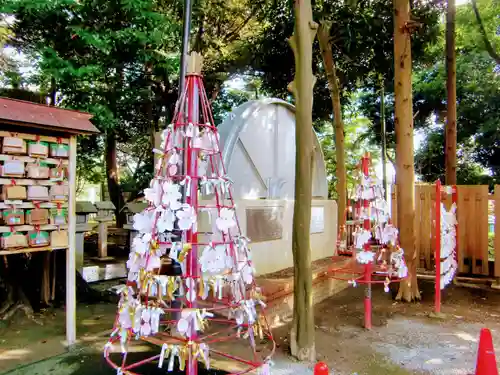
[{"left": 0, "top": 97, "right": 99, "bottom": 135}]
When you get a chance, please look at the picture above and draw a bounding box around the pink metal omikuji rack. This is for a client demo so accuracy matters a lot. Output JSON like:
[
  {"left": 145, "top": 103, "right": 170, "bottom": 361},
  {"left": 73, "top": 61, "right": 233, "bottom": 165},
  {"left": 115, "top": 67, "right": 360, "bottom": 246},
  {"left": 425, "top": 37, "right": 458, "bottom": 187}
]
[
  {"left": 104, "top": 53, "right": 275, "bottom": 375},
  {"left": 331, "top": 153, "right": 408, "bottom": 329}
]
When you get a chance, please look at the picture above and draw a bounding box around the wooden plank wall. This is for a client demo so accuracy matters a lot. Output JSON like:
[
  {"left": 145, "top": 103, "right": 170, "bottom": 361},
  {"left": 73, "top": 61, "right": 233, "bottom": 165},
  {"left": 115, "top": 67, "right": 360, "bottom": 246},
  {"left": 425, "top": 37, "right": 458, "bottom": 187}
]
[
  {"left": 391, "top": 184, "right": 490, "bottom": 276},
  {"left": 456, "top": 186, "right": 489, "bottom": 275}
]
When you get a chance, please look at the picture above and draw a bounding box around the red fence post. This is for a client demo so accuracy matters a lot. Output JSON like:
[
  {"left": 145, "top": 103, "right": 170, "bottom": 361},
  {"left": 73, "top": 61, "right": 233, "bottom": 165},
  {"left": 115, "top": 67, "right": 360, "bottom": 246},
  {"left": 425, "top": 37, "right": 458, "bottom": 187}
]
[
  {"left": 452, "top": 185, "right": 458, "bottom": 272},
  {"left": 362, "top": 153, "right": 372, "bottom": 330},
  {"left": 435, "top": 180, "right": 442, "bottom": 314}
]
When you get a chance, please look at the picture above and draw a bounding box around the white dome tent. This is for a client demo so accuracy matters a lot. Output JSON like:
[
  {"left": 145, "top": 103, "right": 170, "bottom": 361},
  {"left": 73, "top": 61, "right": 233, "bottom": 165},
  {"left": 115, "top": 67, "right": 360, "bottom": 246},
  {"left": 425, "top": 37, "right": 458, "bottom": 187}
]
[
  {"left": 217, "top": 98, "right": 329, "bottom": 200},
  {"left": 207, "top": 98, "right": 337, "bottom": 275}
]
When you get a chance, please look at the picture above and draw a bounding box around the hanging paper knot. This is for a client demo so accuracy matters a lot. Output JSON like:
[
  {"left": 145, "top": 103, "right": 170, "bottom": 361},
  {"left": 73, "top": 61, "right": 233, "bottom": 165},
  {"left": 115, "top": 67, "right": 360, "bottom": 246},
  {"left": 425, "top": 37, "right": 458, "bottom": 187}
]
[
  {"left": 356, "top": 250, "right": 375, "bottom": 264},
  {"left": 176, "top": 204, "right": 197, "bottom": 231},
  {"left": 200, "top": 243, "right": 231, "bottom": 274},
  {"left": 177, "top": 308, "right": 214, "bottom": 338},
  {"left": 185, "top": 122, "right": 200, "bottom": 138},
  {"left": 179, "top": 176, "right": 192, "bottom": 197},
  {"left": 259, "top": 360, "right": 274, "bottom": 375},
  {"left": 200, "top": 176, "right": 213, "bottom": 195},
  {"left": 219, "top": 175, "right": 234, "bottom": 194},
  {"left": 195, "top": 343, "right": 210, "bottom": 369},
  {"left": 353, "top": 228, "right": 371, "bottom": 250},
  {"left": 185, "top": 277, "right": 197, "bottom": 302},
  {"left": 381, "top": 224, "right": 398, "bottom": 246},
  {"left": 235, "top": 235, "right": 251, "bottom": 247},
  {"left": 216, "top": 207, "right": 237, "bottom": 233},
  {"left": 103, "top": 342, "right": 112, "bottom": 358},
  {"left": 384, "top": 277, "right": 391, "bottom": 293},
  {"left": 160, "top": 344, "right": 180, "bottom": 371}
]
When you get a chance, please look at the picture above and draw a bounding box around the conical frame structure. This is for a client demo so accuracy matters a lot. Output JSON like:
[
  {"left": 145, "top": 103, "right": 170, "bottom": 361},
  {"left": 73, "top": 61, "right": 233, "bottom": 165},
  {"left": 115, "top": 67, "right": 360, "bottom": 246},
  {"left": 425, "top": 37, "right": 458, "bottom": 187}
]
[{"left": 104, "top": 53, "right": 275, "bottom": 375}]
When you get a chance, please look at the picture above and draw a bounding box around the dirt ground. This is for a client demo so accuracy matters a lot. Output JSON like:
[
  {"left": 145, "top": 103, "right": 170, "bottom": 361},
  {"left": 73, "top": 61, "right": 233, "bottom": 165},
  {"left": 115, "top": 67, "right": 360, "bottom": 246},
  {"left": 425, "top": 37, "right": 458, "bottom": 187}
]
[
  {"left": 1, "top": 280, "right": 500, "bottom": 375},
  {"left": 0, "top": 303, "right": 117, "bottom": 373}
]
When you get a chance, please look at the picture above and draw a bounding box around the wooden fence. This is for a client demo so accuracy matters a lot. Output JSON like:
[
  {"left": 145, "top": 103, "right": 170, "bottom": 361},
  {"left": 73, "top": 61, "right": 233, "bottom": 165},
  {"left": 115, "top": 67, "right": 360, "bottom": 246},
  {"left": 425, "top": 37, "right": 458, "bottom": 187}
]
[{"left": 391, "top": 184, "right": 496, "bottom": 277}]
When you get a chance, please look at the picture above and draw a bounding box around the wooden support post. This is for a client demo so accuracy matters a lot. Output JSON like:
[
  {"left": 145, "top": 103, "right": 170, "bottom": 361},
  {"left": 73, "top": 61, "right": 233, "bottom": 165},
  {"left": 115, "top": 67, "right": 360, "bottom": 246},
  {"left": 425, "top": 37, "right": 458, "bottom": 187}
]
[
  {"left": 393, "top": 0, "right": 419, "bottom": 301},
  {"left": 98, "top": 222, "right": 108, "bottom": 259},
  {"left": 288, "top": 0, "right": 318, "bottom": 361},
  {"left": 66, "top": 135, "right": 77, "bottom": 346}
]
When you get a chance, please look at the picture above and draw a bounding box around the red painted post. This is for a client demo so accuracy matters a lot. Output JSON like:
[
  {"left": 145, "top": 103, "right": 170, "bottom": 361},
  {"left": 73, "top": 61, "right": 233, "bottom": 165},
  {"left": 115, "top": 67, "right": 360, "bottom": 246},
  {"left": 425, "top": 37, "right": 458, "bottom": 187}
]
[
  {"left": 362, "top": 153, "right": 372, "bottom": 330},
  {"left": 452, "top": 185, "right": 458, "bottom": 271},
  {"left": 314, "top": 362, "right": 329, "bottom": 375},
  {"left": 435, "top": 180, "right": 441, "bottom": 314},
  {"left": 363, "top": 261, "right": 372, "bottom": 329}
]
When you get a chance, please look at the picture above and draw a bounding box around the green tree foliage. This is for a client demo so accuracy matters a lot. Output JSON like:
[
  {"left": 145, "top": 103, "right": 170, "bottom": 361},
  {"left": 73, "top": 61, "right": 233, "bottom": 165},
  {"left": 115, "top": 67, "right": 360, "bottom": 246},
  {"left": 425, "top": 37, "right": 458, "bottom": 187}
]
[
  {"left": 0, "top": 24, "right": 13, "bottom": 71},
  {"left": 244, "top": 0, "right": 441, "bottom": 194},
  {"left": 414, "top": 127, "right": 494, "bottom": 186},
  {"left": 320, "top": 102, "right": 381, "bottom": 199},
  {"left": 413, "top": 51, "right": 500, "bottom": 185},
  {"left": 249, "top": 0, "right": 442, "bottom": 122},
  {"left": 1, "top": 0, "right": 265, "bottom": 220},
  {"left": 1, "top": 0, "right": 446, "bottom": 208},
  {"left": 2, "top": 0, "right": 180, "bottom": 219},
  {"left": 462, "top": 0, "right": 500, "bottom": 64},
  {"left": 411, "top": 0, "right": 500, "bottom": 185}
]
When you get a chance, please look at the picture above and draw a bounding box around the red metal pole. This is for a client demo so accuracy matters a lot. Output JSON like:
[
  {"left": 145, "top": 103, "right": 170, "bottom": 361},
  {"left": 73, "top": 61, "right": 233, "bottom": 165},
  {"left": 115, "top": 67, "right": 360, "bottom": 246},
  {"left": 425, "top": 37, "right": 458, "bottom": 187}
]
[
  {"left": 452, "top": 185, "right": 458, "bottom": 269},
  {"left": 435, "top": 180, "right": 441, "bottom": 314},
  {"left": 362, "top": 153, "right": 372, "bottom": 330},
  {"left": 185, "top": 74, "right": 199, "bottom": 375}
]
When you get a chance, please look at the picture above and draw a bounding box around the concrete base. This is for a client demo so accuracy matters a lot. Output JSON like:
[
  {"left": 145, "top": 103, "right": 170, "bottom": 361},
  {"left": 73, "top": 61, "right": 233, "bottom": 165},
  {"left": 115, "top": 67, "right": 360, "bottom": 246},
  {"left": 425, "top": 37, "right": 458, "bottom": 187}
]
[
  {"left": 262, "top": 271, "right": 348, "bottom": 328},
  {"left": 90, "top": 256, "right": 115, "bottom": 262},
  {"left": 428, "top": 311, "right": 447, "bottom": 320},
  {"left": 76, "top": 223, "right": 98, "bottom": 273},
  {"left": 82, "top": 262, "right": 127, "bottom": 283},
  {"left": 491, "top": 279, "right": 500, "bottom": 290},
  {"left": 76, "top": 232, "right": 85, "bottom": 272}
]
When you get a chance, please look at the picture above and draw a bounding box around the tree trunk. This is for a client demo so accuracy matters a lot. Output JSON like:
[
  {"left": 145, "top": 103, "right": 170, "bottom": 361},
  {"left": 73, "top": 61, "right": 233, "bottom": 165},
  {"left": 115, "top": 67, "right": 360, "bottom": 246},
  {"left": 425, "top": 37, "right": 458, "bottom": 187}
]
[
  {"left": 0, "top": 252, "right": 115, "bottom": 322},
  {"left": 146, "top": 61, "right": 155, "bottom": 168},
  {"left": 49, "top": 77, "right": 57, "bottom": 107},
  {"left": 445, "top": 0, "right": 457, "bottom": 185},
  {"left": 107, "top": 68, "right": 126, "bottom": 226},
  {"left": 393, "top": 0, "right": 420, "bottom": 301},
  {"left": 0, "top": 255, "right": 35, "bottom": 321},
  {"left": 317, "top": 21, "right": 346, "bottom": 234},
  {"left": 106, "top": 129, "right": 126, "bottom": 226},
  {"left": 380, "top": 77, "right": 388, "bottom": 201},
  {"left": 471, "top": 0, "right": 500, "bottom": 65},
  {"left": 288, "top": 0, "right": 317, "bottom": 362}
]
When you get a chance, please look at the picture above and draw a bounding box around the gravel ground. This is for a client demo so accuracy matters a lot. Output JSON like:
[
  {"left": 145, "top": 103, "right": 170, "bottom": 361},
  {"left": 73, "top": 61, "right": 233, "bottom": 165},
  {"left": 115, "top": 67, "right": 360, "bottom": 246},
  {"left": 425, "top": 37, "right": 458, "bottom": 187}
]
[
  {"left": 270, "top": 280, "right": 500, "bottom": 375},
  {"left": 371, "top": 318, "right": 499, "bottom": 375}
]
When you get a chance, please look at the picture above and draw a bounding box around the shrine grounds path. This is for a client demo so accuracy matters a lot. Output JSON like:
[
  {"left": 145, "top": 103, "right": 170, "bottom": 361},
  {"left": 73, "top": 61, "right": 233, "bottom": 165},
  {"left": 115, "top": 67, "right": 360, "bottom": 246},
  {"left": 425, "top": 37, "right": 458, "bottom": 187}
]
[{"left": 1, "top": 280, "right": 499, "bottom": 375}]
